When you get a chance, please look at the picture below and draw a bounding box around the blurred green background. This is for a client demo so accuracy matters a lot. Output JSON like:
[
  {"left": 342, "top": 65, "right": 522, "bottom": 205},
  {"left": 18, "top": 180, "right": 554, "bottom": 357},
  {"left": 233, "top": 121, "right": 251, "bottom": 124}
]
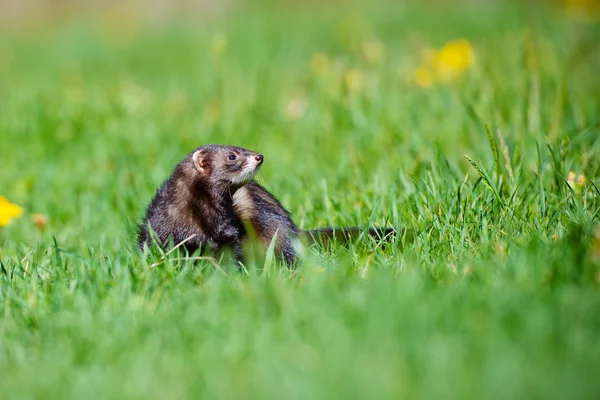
[{"left": 1, "top": 0, "right": 599, "bottom": 398}]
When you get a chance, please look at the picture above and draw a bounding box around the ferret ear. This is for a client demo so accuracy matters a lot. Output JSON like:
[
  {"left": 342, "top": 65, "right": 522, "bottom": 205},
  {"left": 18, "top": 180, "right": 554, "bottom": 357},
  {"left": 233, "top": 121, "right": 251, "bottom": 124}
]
[{"left": 192, "top": 151, "right": 208, "bottom": 174}]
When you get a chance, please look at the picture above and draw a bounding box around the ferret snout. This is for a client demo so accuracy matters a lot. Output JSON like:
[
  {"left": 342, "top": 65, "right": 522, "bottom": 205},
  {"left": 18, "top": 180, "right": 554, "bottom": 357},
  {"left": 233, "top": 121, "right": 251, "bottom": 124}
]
[{"left": 255, "top": 154, "right": 263, "bottom": 165}]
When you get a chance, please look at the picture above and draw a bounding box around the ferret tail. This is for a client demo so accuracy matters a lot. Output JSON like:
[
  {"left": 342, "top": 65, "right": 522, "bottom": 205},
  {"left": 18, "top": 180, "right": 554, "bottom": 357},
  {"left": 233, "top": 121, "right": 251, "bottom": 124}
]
[{"left": 302, "top": 226, "right": 402, "bottom": 247}]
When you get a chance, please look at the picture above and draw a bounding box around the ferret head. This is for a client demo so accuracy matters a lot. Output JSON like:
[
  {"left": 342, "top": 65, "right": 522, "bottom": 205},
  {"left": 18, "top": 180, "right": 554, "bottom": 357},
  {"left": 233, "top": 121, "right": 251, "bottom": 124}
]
[{"left": 191, "top": 145, "right": 264, "bottom": 191}]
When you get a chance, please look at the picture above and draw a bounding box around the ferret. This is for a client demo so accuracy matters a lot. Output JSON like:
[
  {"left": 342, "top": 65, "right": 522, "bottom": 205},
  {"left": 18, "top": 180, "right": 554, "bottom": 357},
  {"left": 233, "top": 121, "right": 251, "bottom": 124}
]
[{"left": 137, "top": 144, "right": 397, "bottom": 267}]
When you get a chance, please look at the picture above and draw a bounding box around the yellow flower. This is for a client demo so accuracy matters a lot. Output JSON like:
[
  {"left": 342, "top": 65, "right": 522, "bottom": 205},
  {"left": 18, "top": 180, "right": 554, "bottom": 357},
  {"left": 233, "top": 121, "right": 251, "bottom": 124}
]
[
  {"left": 361, "top": 40, "right": 386, "bottom": 65},
  {"left": 433, "top": 39, "right": 474, "bottom": 83},
  {"left": 437, "top": 39, "right": 474, "bottom": 72},
  {"left": 411, "top": 38, "right": 475, "bottom": 88},
  {"left": 565, "top": 0, "right": 600, "bottom": 22},
  {"left": 344, "top": 68, "right": 364, "bottom": 93},
  {"left": 310, "top": 52, "right": 331, "bottom": 75},
  {"left": 0, "top": 196, "right": 23, "bottom": 227},
  {"left": 413, "top": 66, "right": 434, "bottom": 88}
]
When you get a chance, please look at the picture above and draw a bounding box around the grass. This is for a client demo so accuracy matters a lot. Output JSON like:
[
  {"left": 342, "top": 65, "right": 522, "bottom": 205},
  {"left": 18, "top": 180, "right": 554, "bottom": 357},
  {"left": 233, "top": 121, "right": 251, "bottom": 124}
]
[{"left": 1, "top": 1, "right": 600, "bottom": 398}]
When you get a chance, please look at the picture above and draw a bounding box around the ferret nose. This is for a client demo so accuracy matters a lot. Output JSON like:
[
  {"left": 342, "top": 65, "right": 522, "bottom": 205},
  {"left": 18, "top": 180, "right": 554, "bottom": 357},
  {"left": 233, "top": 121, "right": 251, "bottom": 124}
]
[{"left": 255, "top": 154, "right": 263, "bottom": 164}]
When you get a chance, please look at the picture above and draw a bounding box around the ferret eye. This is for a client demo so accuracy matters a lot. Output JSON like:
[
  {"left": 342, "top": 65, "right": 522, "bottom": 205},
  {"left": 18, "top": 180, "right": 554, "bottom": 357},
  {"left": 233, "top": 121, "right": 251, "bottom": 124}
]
[{"left": 228, "top": 154, "right": 237, "bottom": 161}]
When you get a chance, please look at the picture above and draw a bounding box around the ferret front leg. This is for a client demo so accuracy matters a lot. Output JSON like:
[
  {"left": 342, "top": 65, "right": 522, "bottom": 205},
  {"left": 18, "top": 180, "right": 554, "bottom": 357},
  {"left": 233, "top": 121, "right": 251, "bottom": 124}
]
[{"left": 232, "top": 239, "right": 246, "bottom": 271}]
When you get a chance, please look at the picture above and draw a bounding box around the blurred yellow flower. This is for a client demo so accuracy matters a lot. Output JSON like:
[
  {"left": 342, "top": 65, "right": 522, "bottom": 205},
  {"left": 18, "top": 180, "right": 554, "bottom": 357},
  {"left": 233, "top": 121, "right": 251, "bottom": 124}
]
[
  {"left": 361, "top": 40, "right": 386, "bottom": 65},
  {"left": 203, "top": 99, "right": 221, "bottom": 123},
  {"left": 413, "top": 66, "right": 434, "bottom": 88},
  {"left": 434, "top": 39, "right": 475, "bottom": 82},
  {"left": 567, "top": 170, "right": 586, "bottom": 194},
  {"left": 412, "top": 38, "right": 475, "bottom": 88},
  {"left": 565, "top": 0, "right": 600, "bottom": 22},
  {"left": 283, "top": 97, "right": 308, "bottom": 120},
  {"left": 0, "top": 196, "right": 23, "bottom": 227},
  {"left": 211, "top": 33, "right": 228, "bottom": 58},
  {"left": 437, "top": 39, "right": 474, "bottom": 71},
  {"left": 344, "top": 68, "right": 364, "bottom": 93},
  {"left": 310, "top": 52, "right": 332, "bottom": 75}
]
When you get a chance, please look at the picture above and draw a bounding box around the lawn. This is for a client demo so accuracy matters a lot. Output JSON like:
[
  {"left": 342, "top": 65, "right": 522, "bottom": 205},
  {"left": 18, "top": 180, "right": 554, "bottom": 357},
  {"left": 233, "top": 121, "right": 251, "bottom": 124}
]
[{"left": 1, "top": 1, "right": 600, "bottom": 398}]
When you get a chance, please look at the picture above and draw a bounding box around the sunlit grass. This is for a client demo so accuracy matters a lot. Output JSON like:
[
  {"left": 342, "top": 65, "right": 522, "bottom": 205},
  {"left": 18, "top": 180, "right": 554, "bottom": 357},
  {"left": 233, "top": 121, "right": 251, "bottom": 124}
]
[{"left": 1, "top": 1, "right": 600, "bottom": 399}]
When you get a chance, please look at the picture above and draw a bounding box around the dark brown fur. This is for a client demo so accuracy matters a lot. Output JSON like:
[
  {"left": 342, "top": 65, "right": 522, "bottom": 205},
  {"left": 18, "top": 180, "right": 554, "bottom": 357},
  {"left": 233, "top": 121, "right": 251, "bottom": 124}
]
[
  {"left": 138, "top": 145, "right": 398, "bottom": 267},
  {"left": 138, "top": 145, "right": 265, "bottom": 266}
]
